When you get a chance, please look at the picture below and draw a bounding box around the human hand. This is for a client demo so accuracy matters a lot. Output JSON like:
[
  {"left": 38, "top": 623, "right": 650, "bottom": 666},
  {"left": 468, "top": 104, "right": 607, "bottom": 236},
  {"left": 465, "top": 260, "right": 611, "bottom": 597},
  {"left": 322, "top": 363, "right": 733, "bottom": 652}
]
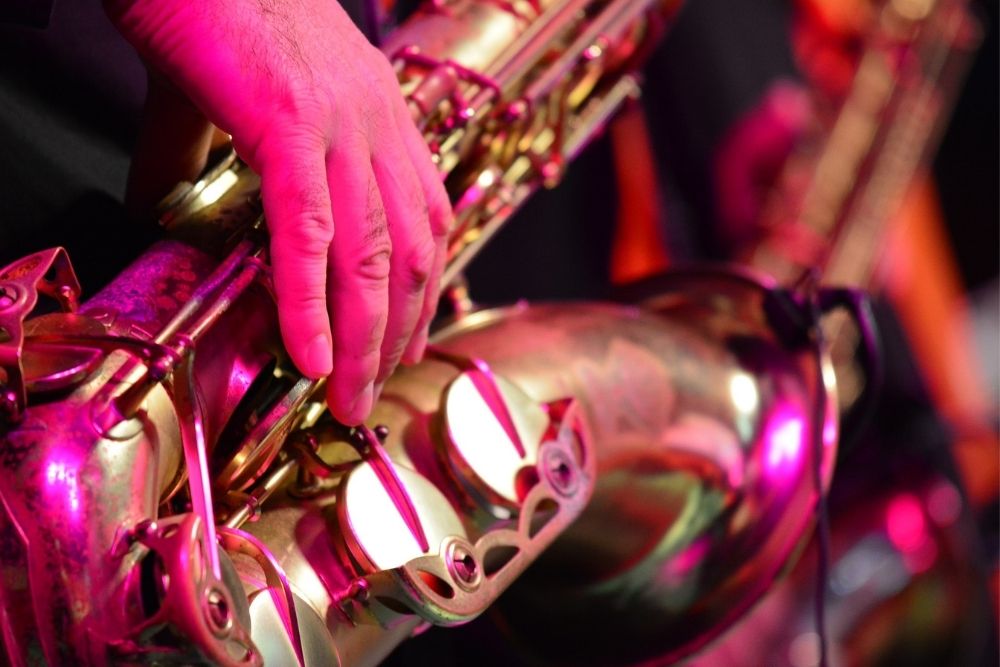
[{"left": 108, "top": 0, "right": 453, "bottom": 425}]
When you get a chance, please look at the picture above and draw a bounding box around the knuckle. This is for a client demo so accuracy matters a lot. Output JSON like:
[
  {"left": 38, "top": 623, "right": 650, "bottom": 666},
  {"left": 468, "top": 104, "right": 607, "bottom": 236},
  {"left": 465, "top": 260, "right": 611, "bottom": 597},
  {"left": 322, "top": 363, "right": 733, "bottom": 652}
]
[
  {"left": 283, "top": 119, "right": 330, "bottom": 150},
  {"left": 255, "top": 124, "right": 327, "bottom": 169},
  {"left": 400, "top": 235, "right": 436, "bottom": 291},
  {"left": 347, "top": 56, "right": 399, "bottom": 133},
  {"left": 270, "top": 78, "right": 338, "bottom": 135},
  {"left": 354, "top": 246, "right": 392, "bottom": 285},
  {"left": 280, "top": 288, "right": 326, "bottom": 314},
  {"left": 429, "top": 211, "right": 452, "bottom": 240},
  {"left": 276, "top": 213, "right": 334, "bottom": 259}
]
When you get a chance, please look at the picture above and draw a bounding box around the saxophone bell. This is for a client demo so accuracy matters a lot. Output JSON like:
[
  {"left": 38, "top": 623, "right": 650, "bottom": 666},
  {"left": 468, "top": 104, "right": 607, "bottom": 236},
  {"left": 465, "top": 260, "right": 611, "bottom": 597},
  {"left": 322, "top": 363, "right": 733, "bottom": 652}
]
[{"left": 438, "top": 268, "right": 858, "bottom": 666}]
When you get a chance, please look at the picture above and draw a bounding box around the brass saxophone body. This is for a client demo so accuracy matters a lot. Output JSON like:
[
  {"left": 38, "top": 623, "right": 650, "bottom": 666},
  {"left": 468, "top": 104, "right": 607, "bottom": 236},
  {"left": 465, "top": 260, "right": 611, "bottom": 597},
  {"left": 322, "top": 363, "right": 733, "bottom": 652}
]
[{"left": 0, "top": 0, "right": 845, "bottom": 663}]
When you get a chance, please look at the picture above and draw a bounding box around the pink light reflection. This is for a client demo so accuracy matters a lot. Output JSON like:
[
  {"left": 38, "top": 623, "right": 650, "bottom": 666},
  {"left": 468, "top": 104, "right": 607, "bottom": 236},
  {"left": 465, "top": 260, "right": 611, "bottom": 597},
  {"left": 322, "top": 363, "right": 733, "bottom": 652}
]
[
  {"left": 45, "top": 459, "right": 82, "bottom": 513},
  {"left": 656, "top": 536, "right": 711, "bottom": 588},
  {"left": 822, "top": 417, "right": 837, "bottom": 449},
  {"left": 886, "top": 494, "right": 928, "bottom": 554},
  {"left": 765, "top": 411, "right": 805, "bottom": 471}
]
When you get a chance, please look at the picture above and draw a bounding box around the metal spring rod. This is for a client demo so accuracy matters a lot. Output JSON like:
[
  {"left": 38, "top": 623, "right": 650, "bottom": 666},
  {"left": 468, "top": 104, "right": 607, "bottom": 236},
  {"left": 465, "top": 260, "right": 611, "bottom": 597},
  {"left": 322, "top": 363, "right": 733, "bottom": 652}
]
[
  {"left": 184, "top": 257, "right": 266, "bottom": 342},
  {"left": 154, "top": 239, "right": 258, "bottom": 346},
  {"left": 173, "top": 350, "right": 223, "bottom": 580},
  {"left": 563, "top": 74, "right": 640, "bottom": 159},
  {"left": 101, "top": 245, "right": 266, "bottom": 425},
  {"left": 224, "top": 459, "right": 298, "bottom": 529}
]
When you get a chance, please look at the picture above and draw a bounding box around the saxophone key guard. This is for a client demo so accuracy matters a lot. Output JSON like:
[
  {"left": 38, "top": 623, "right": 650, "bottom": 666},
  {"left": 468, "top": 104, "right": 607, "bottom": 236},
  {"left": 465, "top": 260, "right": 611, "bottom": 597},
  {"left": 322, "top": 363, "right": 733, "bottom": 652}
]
[{"left": 334, "top": 366, "right": 593, "bottom": 628}]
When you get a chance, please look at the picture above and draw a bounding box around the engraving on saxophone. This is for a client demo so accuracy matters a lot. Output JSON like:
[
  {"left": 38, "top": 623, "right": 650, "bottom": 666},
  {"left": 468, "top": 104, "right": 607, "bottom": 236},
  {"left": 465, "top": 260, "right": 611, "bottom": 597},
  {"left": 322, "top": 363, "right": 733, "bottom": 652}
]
[{"left": 81, "top": 241, "right": 217, "bottom": 336}]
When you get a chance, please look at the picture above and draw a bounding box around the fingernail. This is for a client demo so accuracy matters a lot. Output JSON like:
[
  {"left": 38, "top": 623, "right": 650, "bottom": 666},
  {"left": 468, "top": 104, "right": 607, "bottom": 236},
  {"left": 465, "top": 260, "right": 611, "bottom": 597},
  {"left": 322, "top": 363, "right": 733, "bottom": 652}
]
[
  {"left": 304, "top": 333, "right": 333, "bottom": 377},
  {"left": 348, "top": 382, "right": 374, "bottom": 425}
]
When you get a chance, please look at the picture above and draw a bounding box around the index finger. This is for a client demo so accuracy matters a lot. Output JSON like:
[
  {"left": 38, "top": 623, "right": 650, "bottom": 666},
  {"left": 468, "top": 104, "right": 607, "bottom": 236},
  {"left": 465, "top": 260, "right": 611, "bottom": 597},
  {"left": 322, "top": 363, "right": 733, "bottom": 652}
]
[{"left": 258, "top": 134, "right": 336, "bottom": 379}]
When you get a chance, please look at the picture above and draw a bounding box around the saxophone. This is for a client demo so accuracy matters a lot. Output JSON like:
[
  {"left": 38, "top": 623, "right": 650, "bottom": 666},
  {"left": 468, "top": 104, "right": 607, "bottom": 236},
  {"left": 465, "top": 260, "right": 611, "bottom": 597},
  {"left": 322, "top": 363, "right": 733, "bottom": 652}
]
[{"left": 0, "top": 0, "right": 853, "bottom": 664}]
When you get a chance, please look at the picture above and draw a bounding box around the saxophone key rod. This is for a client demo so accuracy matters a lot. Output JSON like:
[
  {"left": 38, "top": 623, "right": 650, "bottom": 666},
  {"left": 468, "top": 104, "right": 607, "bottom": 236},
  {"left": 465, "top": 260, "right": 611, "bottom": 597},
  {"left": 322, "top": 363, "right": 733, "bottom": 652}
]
[
  {"left": 563, "top": 73, "right": 641, "bottom": 159},
  {"left": 173, "top": 352, "right": 224, "bottom": 580},
  {"left": 153, "top": 238, "right": 259, "bottom": 345},
  {"left": 463, "top": 0, "right": 594, "bottom": 116},
  {"left": 484, "top": 0, "right": 592, "bottom": 87},
  {"left": 222, "top": 458, "right": 298, "bottom": 529},
  {"left": 520, "top": 0, "right": 665, "bottom": 106},
  {"left": 96, "top": 241, "right": 268, "bottom": 427},
  {"left": 183, "top": 254, "right": 267, "bottom": 342}
]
